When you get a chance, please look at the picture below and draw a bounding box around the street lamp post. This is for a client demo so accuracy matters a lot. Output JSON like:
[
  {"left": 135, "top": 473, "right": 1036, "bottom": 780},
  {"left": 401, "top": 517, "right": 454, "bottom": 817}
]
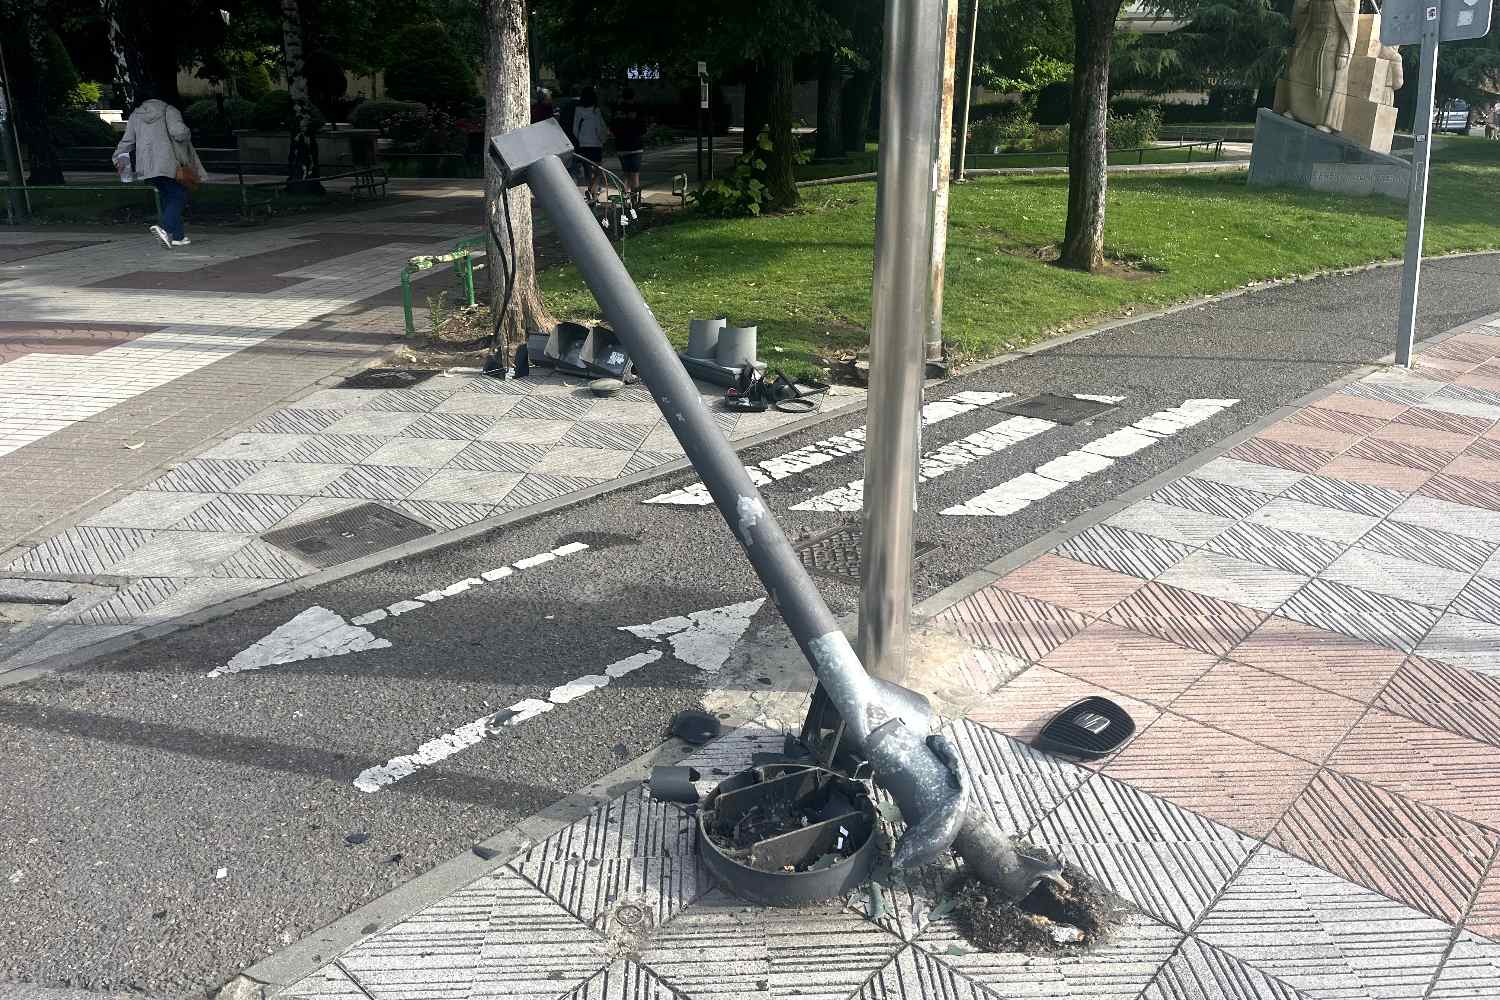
[{"left": 954, "top": 0, "right": 981, "bottom": 183}]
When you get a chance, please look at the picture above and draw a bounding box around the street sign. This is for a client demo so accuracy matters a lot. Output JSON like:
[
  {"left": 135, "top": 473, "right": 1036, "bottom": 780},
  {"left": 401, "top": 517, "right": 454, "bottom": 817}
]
[{"left": 1382, "top": 0, "right": 1490, "bottom": 44}]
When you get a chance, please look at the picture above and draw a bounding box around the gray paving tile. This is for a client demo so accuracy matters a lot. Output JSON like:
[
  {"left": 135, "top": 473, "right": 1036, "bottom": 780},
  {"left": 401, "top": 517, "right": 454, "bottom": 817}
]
[
  {"left": 1243, "top": 498, "right": 1378, "bottom": 545},
  {"left": 950, "top": 719, "right": 1089, "bottom": 840},
  {"left": 558, "top": 961, "right": 678, "bottom": 1000},
  {"left": 509, "top": 395, "right": 595, "bottom": 421},
  {"left": 1279, "top": 476, "right": 1406, "bottom": 519},
  {"left": 531, "top": 447, "right": 632, "bottom": 479},
  {"left": 448, "top": 440, "right": 552, "bottom": 474},
  {"left": 1205, "top": 522, "right": 1349, "bottom": 577},
  {"left": 105, "top": 531, "right": 255, "bottom": 577},
  {"left": 1157, "top": 551, "right": 1309, "bottom": 613},
  {"left": 397, "top": 500, "right": 494, "bottom": 531},
  {"left": 498, "top": 473, "right": 607, "bottom": 510},
  {"left": 198, "top": 432, "right": 311, "bottom": 461},
  {"left": 322, "top": 410, "right": 422, "bottom": 437},
  {"left": 1356, "top": 520, "right": 1497, "bottom": 575},
  {"left": 360, "top": 438, "right": 469, "bottom": 469},
  {"left": 408, "top": 469, "right": 523, "bottom": 505},
  {"left": 171, "top": 493, "right": 310, "bottom": 532},
  {"left": 1053, "top": 524, "right": 1196, "bottom": 580},
  {"left": 623, "top": 450, "right": 678, "bottom": 475},
  {"left": 1106, "top": 500, "right": 1235, "bottom": 546},
  {"left": 1149, "top": 478, "right": 1277, "bottom": 520},
  {"left": 434, "top": 392, "right": 522, "bottom": 417},
  {"left": 403, "top": 411, "right": 499, "bottom": 441},
  {"left": 1320, "top": 548, "right": 1472, "bottom": 609},
  {"left": 1452, "top": 575, "right": 1500, "bottom": 627},
  {"left": 1430, "top": 933, "right": 1500, "bottom": 1000},
  {"left": 318, "top": 465, "right": 439, "bottom": 501},
  {"left": 246, "top": 408, "right": 343, "bottom": 434},
  {"left": 480, "top": 417, "right": 577, "bottom": 444},
  {"left": 1192, "top": 457, "right": 1308, "bottom": 495},
  {"left": 1279, "top": 578, "right": 1442, "bottom": 653},
  {"left": 1416, "top": 613, "right": 1500, "bottom": 678},
  {"left": 277, "top": 962, "right": 370, "bottom": 1000},
  {"left": 1144, "top": 936, "right": 1315, "bottom": 1000},
  {"left": 1390, "top": 494, "right": 1500, "bottom": 544},
  {"left": 82, "top": 490, "right": 218, "bottom": 529},
  {"left": 559, "top": 421, "right": 653, "bottom": 452},
  {"left": 278, "top": 433, "right": 387, "bottom": 465},
  {"left": 147, "top": 458, "right": 266, "bottom": 493},
  {"left": 232, "top": 462, "right": 350, "bottom": 496},
  {"left": 5, "top": 525, "right": 157, "bottom": 575},
  {"left": 364, "top": 388, "right": 455, "bottom": 413},
  {"left": 1196, "top": 846, "right": 1456, "bottom": 1000}
]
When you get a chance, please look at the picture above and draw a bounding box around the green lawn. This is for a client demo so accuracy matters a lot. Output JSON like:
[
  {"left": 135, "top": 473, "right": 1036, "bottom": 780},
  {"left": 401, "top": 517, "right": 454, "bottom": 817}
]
[
  {"left": 795, "top": 142, "right": 1232, "bottom": 182},
  {"left": 541, "top": 137, "right": 1500, "bottom": 380}
]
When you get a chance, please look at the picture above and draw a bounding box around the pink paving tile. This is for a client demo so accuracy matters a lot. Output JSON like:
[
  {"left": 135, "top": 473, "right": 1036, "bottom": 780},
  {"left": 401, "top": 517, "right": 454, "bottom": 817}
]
[
  {"left": 1103, "top": 712, "right": 1317, "bottom": 837},
  {"left": 1169, "top": 659, "right": 1366, "bottom": 763},
  {"left": 1226, "top": 437, "right": 1339, "bottom": 474},
  {"left": 1395, "top": 407, "right": 1494, "bottom": 438},
  {"left": 1468, "top": 437, "right": 1500, "bottom": 463},
  {"left": 1316, "top": 454, "right": 1433, "bottom": 492},
  {"left": 1288, "top": 406, "right": 1389, "bottom": 436},
  {"left": 966, "top": 663, "right": 1162, "bottom": 768},
  {"left": 1102, "top": 581, "right": 1267, "bottom": 657},
  {"left": 1444, "top": 453, "right": 1500, "bottom": 485},
  {"left": 1257, "top": 420, "right": 1365, "bottom": 453},
  {"left": 932, "top": 587, "right": 1090, "bottom": 664},
  {"left": 1467, "top": 866, "right": 1500, "bottom": 941},
  {"left": 1422, "top": 473, "right": 1500, "bottom": 512},
  {"left": 1412, "top": 355, "right": 1480, "bottom": 380},
  {"left": 1227, "top": 616, "right": 1407, "bottom": 702},
  {"left": 1370, "top": 422, "right": 1479, "bottom": 453},
  {"left": 1328, "top": 710, "right": 1500, "bottom": 830},
  {"left": 1425, "top": 335, "right": 1500, "bottom": 365},
  {"left": 1458, "top": 372, "right": 1500, "bottom": 393},
  {"left": 1377, "top": 655, "right": 1500, "bottom": 749},
  {"left": 1346, "top": 437, "right": 1462, "bottom": 474},
  {"left": 1268, "top": 769, "right": 1498, "bottom": 924},
  {"left": 989, "top": 554, "right": 1145, "bottom": 617},
  {"left": 1313, "top": 394, "right": 1410, "bottom": 421},
  {"left": 1041, "top": 620, "right": 1222, "bottom": 705}
]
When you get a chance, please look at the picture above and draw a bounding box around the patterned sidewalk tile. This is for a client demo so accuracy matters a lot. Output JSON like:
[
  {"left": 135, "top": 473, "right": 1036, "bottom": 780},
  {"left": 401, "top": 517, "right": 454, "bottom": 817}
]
[
  {"left": 1376, "top": 655, "right": 1500, "bottom": 748},
  {"left": 932, "top": 588, "right": 1090, "bottom": 664},
  {"left": 1156, "top": 551, "right": 1310, "bottom": 614},
  {"left": 1104, "top": 499, "right": 1234, "bottom": 547},
  {"left": 1191, "top": 457, "right": 1307, "bottom": 496},
  {"left": 1228, "top": 616, "right": 1407, "bottom": 702},
  {"left": 1424, "top": 473, "right": 1500, "bottom": 513},
  {"left": 1243, "top": 497, "right": 1380, "bottom": 545},
  {"left": 1394, "top": 406, "right": 1494, "bottom": 438},
  {"left": 1169, "top": 660, "right": 1365, "bottom": 763},
  {"left": 1389, "top": 495, "right": 1500, "bottom": 544},
  {"left": 989, "top": 554, "right": 1145, "bottom": 616},
  {"left": 5, "top": 525, "right": 156, "bottom": 576},
  {"left": 913, "top": 908, "right": 1182, "bottom": 998},
  {"left": 1315, "top": 454, "right": 1433, "bottom": 493},
  {"left": 1052, "top": 523, "right": 1197, "bottom": 580},
  {"left": 1415, "top": 613, "right": 1500, "bottom": 677},
  {"left": 1312, "top": 393, "right": 1408, "bottom": 422},
  {"left": 1445, "top": 452, "right": 1500, "bottom": 485},
  {"left": 1346, "top": 436, "right": 1463, "bottom": 475},
  {"left": 1277, "top": 579, "right": 1441, "bottom": 654},
  {"left": 1268, "top": 770, "right": 1498, "bottom": 923},
  {"left": 1319, "top": 548, "right": 1472, "bottom": 610},
  {"left": 1328, "top": 710, "right": 1500, "bottom": 831},
  {"left": 949, "top": 719, "right": 1089, "bottom": 835},
  {"left": 1103, "top": 714, "right": 1318, "bottom": 837},
  {"left": 1204, "top": 522, "right": 1349, "bottom": 577},
  {"left": 1449, "top": 576, "right": 1500, "bottom": 628},
  {"left": 561, "top": 960, "right": 677, "bottom": 1000},
  {"left": 1042, "top": 620, "right": 1221, "bottom": 705},
  {"left": 1226, "top": 438, "right": 1340, "bottom": 476},
  {"left": 1355, "top": 519, "right": 1497, "bottom": 576},
  {"left": 1196, "top": 846, "right": 1457, "bottom": 1000},
  {"left": 328, "top": 867, "right": 608, "bottom": 1000},
  {"left": 965, "top": 664, "right": 1161, "bottom": 767},
  {"left": 1467, "top": 867, "right": 1500, "bottom": 941},
  {"left": 278, "top": 962, "right": 369, "bottom": 1000},
  {"left": 1147, "top": 477, "right": 1278, "bottom": 520},
  {"left": 1291, "top": 405, "right": 1388, "bottom": 437},
  {"left": 1143, "top": 936, "right": 1316, "bottom": 1000},
  {"left": 1257, "top": 419, "right": 1366, "bottom": 455},
  {"left": 1430, "top": 934, "right": 1500, "bottom": 1000},
  {"left": 1029, "top": 772, "right": 1257, "bottom": 929},
  {"left": 847, "top": 946, "right": 993, "bottom": 1000},
  {"left": 1102, "top": 582, "right": 1267, "bottom": 657},
  {"left": 1278, "top": 475, "right": 1406, "bottom": 519},
  {"left": 640, "top": 890, "right": 904, "bottom": 1000},
  {"left": 510, "top": 787, "right": 703, "bottom": 930}
]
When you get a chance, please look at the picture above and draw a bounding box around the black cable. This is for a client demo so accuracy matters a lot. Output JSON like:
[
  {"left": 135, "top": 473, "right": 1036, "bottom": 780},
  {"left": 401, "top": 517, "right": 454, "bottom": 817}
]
[{"left": 484, "top": 168, "right": 519, "bottom": 376}]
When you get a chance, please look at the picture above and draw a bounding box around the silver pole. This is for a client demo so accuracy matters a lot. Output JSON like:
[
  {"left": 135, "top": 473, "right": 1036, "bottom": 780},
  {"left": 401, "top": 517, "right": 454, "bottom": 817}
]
[
  {"left": 1396, "top": 0, "right": 1441, "bottom": 367},
  {"left": 954, "top": 0, "right": 981, "bottom": 182},
  {"left": 860, "top": 0, "right": 946, "bottom": 685},
  {"left": 926, "top": 0, "right": 959, "bottom": 370}
]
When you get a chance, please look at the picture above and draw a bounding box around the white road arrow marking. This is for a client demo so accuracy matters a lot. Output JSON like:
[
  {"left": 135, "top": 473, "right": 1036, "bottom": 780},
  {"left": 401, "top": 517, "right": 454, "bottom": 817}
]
[
  {"left": 643, "top": 391, "right": 1012, "bottom": 505},
  {"left": 942, "top": 399, "right": 1239, "bottom": 517},
  {"left": 211, "top": 541, "right": 591, "bottom": 676},
  {"left": 352, "top": 598, "right": 765, "bottom": 792}
]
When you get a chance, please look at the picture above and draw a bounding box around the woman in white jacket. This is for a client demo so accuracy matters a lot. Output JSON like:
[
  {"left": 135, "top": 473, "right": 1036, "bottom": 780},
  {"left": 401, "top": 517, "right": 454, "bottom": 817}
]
[
  {"left": 111, "top": 90, "right": 207, "bottom": 249},
  {"left": 572, "top": 87, "right": 607, "bottom": 202}
]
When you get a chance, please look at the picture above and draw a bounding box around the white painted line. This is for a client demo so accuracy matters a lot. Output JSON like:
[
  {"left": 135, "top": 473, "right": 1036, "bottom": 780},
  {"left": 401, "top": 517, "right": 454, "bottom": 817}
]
[
  {"left": 791, "top": 416, "right": 1057, "bottom": 513},
  {"left": 387, "top": 600, "right": 424, "bottom": 616},
  {"left": 513, "top": 552, "right": 556, "bottom": 570},
  {"left": 481, "top": 566, "right": 514, "bottom": 582},
  {"left": 618, "top": 598, "right": 765, "bottom": 674},
  {"left": 942, "top": 399, "right": 1239, "bottom": 517},
  {"left": 605, "top": 649, "right": 663, "bottom": 678},
  {"left": 208, "top": 606, "right": 391, "bottom": 677},
  {"left": 644, "top": 391, "right": 1012, "bottom": 505}
]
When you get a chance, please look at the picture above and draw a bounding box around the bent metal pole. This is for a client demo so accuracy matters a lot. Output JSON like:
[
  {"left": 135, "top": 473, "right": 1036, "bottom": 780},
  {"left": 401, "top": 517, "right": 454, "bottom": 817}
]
[{"left": 491, "top": 120, "right": 1053, "bottom": 897}]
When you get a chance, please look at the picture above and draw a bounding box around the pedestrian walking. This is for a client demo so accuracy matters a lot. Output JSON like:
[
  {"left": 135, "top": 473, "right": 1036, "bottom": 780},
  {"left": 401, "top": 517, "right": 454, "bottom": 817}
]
[
  {"left": 111, "top": 88, "right": 207, "bottom": 249},
  {"left": 611, "top": 87, "right": 647, "bottom": 208},
  {"left": 531, "top": 87, "right": 555, "bottom": 124},
  {"left": 571, "top": 86, "right": 607, "bottom": 202},
  {"left": 1489, "top": 102, "right": 1500, "bottom": 141}
]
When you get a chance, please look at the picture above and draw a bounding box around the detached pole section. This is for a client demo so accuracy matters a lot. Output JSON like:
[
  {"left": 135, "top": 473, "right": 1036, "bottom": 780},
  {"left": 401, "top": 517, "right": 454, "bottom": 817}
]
[
  {"left": 861, "top": 0, "right": 948, "bottom": 685},
  {"left": 491, "top": 121, "right": 1054, "bottom": 898}
]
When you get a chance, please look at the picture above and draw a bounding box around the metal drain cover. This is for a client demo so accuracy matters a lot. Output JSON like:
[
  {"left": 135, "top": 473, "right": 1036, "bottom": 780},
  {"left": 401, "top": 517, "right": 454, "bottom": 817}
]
[
  {"left": 261, "top": 503, "right": 433, "bottom": 568},
  {"left": 1001, "top": 393, "right": 1118, "bottom": 425},
  {"left": 341, "top": 368, "right": 441, "bottom": 390},
  {"left": 792, "top": 523, "right": 937, "bottom": 585}
]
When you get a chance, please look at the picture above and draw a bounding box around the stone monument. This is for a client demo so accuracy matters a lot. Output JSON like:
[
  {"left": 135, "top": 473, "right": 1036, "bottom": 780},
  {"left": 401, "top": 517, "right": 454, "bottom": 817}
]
[{"left": 1251, "top": 2, "right": 1411, "bottom": 199}]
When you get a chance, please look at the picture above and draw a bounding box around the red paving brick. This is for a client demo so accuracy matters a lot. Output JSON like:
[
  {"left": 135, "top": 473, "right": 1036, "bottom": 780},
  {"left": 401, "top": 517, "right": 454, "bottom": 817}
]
[
  {"left": 1041, "top": 620, "right": 1220, "bottom": 705},
  {"left": 0, "top": 322, "right": 162, "bottom": 366},
  {"left": 1444, "top": 453, "right": 1500, "bottom": 484},
  {"left": 1370, "top": 422, "right": 1479, "bottom": 453},
  {"left": 1313, "top": 394, "right": 1409, "bottom": 421},
  {"left": 1328, "top": 710, "right": 1500, "bottom": 830},
  {"left": 931, "top": 587, "right": 1090, "bottom": 664},
  {"left": 1102, "top": 712, "right": 1317, "bottom": 836},
  {"left": 1257, "top": 420, "right": 1364, "bottom": 453},
  {"left": 1395, "top": 406, "right": 1494, "bottom": 438},
  {"left": 1421, "top": 473, "right": 1500, "bottom": 512},
  {"left": 989, "top": 554, "right": 1145, "bottom": 617},
  {"left": 966, "top": 663, "right": 1162, "bottom": 767},
  {"left": 1102, "top": 581, "right": 1266, "bottom": 657},
  {"left": 1268, "top": 769, "right": 1498, "bottom": 923},
  {"left": 1228, "top": 616, "right": 1407, "bottom": 702},
  {"left": 1288, "top": 406, "right": 1388, "bottom": 436},
  {"left": 1168, "top": 659, "right": 1366, "bottom": 763},
  {"left": 1226, "top": 437, "right": 1339, "bottom": 474},
  {"left": 1316, "top": 454, "right": 1434, "bottom": 492}
]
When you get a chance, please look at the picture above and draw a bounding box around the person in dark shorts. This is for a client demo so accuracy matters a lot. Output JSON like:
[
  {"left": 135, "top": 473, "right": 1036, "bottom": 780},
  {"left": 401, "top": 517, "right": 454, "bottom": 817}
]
[
  {"left": 571, "top": 87, "right": 607, "bottom": 202},
  {"left": 611, "top": 87, "right": 648, "bottom": 207}
]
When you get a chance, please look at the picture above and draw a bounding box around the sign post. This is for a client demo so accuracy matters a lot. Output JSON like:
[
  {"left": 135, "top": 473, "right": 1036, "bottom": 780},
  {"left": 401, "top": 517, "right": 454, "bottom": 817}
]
[
  {"left": 698, "top": 61, "right": 714, "bottom": 183},
  {"left": 1383, "top": 0, "right": 1491, "bottom": 366}
]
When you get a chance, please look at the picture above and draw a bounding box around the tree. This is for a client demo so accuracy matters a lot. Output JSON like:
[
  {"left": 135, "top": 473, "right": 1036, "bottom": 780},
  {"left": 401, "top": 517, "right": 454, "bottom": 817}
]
[
  {"left": 0, "top": 0, "right": 66, "bottom": 183},
  {"left": 384, "top": 22, "right": 477, "bottom": 109},
  {"left": 280, "top": 0, "right": 321, "bottom": 188},
  {"left": 100, "top": 0, "right": 139, "bottom": 110},
  {"left": 1058, "top": 0, "right": 1124, "bottom": 272},
  {"left": 485, "top": 0, "right": 552, "bottom": 360},
  {"left": 1115, "top": 0, "right": 1290, "bottom": 108}
]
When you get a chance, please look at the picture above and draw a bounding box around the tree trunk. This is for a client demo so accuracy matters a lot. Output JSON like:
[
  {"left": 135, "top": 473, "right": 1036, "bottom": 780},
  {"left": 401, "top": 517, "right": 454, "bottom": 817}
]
[
  {"left": 7, "top": 6, "right": 64, "bottom": 185},
  {"left": 1058, "top": 0, "right": 1120, "bottom": 272},
  {"left": 486, "top": 0, "right": 552, "bottom": 364},
  {"left": 764, "top": 52, "right": 798, "bottom": 210},
  {"left": 742, "top": 61, "right": 769, "bottom": 154},
  {"left": 815, "top": 49, "right": 843, "bottom": 159},
  {"left": 101, "top": 0, "right": 138, "bottom": 112},
  {"left": 841, "top": 66, "right": 876, "bottom": 153},
  {"left": 280, "top": 0, "right": 322, "bottom": 190}
]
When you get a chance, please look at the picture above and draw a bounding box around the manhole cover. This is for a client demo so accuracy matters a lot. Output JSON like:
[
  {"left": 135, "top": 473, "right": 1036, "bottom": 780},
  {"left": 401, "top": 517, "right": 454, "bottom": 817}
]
[
  {"left": 1001, "top": 393, "right": 1118, "bottom": 425},
  {"left": 792, "top": 523, "right": 937, "bottom": 585},
  {"left": 261, "top": 503, "right": 433, "bottom": 568},
  {"left": 341, "top": 368, "right": 441, "bottom": 390}
]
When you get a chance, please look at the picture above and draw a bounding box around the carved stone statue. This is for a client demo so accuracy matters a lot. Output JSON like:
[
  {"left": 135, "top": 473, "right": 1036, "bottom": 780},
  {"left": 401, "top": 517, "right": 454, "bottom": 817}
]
[{"left": 1274, "top": 3, "right": 1405, "bottom": 153}]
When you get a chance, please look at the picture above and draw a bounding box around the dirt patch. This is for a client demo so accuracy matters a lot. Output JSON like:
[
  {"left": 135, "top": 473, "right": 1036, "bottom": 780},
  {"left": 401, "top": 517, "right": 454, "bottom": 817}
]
[{"left": 950, "top": 861, "right": 1123, "bottom": 954}]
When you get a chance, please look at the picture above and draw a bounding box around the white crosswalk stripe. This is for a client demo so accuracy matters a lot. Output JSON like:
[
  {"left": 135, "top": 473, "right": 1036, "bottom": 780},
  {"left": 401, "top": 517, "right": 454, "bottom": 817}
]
[
  {"left": 941, "top": 398, "right": 1239, "bottom": 517},
  {"left": 642, "top": 390, "right": 1013, "bottom": 505}
]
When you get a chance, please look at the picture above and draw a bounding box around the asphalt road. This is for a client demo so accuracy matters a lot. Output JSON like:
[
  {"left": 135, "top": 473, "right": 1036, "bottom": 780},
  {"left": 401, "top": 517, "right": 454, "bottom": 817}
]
[{"left": 1, "top": 253, "right": 1498, "bottom": 996}]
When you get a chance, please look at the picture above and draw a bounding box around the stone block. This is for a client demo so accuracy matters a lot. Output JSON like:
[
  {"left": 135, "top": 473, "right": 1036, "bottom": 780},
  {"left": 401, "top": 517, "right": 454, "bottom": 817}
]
[
  {"left": 1342, "top": 95, "right": 1399, "bottom": 154},
  {"left": 1343, "top": 56, "right": 1390, "bottom": 104},
  {"left": 1249, "top": 107, "right": 1410, "bottom": 201},
  {"left": 1309, "top": 162, "right": 1411, "bottom": 199},
  {"left": 1355, "top": 12, "right": 1384, "bottom": 57}
]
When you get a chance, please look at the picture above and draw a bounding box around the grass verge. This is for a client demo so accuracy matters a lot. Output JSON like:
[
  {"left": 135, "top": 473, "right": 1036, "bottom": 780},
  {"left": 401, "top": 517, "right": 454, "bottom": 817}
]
[{"left": 540, "top": 136, "right": 1500, "bottom": 380}]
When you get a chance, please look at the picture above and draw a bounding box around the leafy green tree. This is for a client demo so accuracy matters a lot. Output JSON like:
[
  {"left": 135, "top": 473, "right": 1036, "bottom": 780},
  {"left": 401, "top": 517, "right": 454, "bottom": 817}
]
[{"left": 384, "top": 22, "right": 477, "bottom": 109}]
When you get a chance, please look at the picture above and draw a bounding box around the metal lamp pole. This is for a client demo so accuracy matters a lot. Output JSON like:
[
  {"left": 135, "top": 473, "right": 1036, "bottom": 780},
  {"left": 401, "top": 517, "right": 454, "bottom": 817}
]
[
  {"left": 954, "top": 0, "right": 981, "bottom": 183},
  {"left": 859, "top": 0, "right": 948, "bottom": 685},
  {"left": 1394, "top": 0, "right": 1441, "bottom": 367}
]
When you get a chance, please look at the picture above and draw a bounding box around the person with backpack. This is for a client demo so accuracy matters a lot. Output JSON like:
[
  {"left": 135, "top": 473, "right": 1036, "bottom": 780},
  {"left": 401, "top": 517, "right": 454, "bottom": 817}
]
[
  {"left": 611, "top": 87, "right": 648, "bottom": 208},
  {"left": 111, "top": 87, "right": 207, "bottom": 249},
  {"left": 571, "top": 86, "right": 607, "bottom": 202}
]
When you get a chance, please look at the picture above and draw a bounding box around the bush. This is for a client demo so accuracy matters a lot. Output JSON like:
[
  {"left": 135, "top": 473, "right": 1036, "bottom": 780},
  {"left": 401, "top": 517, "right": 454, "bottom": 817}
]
[
  {"left": 1107, "top": 107, "right": 1162, "bottom": 149},
  {"left": 1035, "top": 82, "right": 1071, "bottom": 125},
  {"left": 384, "top": 23, "right": 476, "bottom": 109},
  {"left": 385, "top": 109, "right": 465, "bottom": 153},
  {"left": 350, "top": 99, "right": 427, "bottom": 132},
  {"left": 970, "top": 108, "right": 1037, "bottom": 153},
  {"left": 184, "top": 96, "right": 258, "bottom": 134},
  {"left": 48, "top": 109, "right": 117, "bottom": 147},
  {"left": 1033, "top": 125, "right": 1069, "bottom": 153},
  {"left": 690, "top": 127, "right": 808, "bottom": 217},
  {"left": 234, "top": 62, "right": 274, "bottom": 101},
  {"left": 251, "top": 90, "right": 325, "bottom": 132}
]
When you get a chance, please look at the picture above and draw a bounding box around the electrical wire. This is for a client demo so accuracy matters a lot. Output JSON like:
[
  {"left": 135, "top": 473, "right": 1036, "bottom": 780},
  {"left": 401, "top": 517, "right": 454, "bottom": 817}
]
[
  {"left": 484, "top": 168, "right": 519, "bottom": 377},
  {"left": 571, "top": 152, "right": 637, "bottom": 224}
]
